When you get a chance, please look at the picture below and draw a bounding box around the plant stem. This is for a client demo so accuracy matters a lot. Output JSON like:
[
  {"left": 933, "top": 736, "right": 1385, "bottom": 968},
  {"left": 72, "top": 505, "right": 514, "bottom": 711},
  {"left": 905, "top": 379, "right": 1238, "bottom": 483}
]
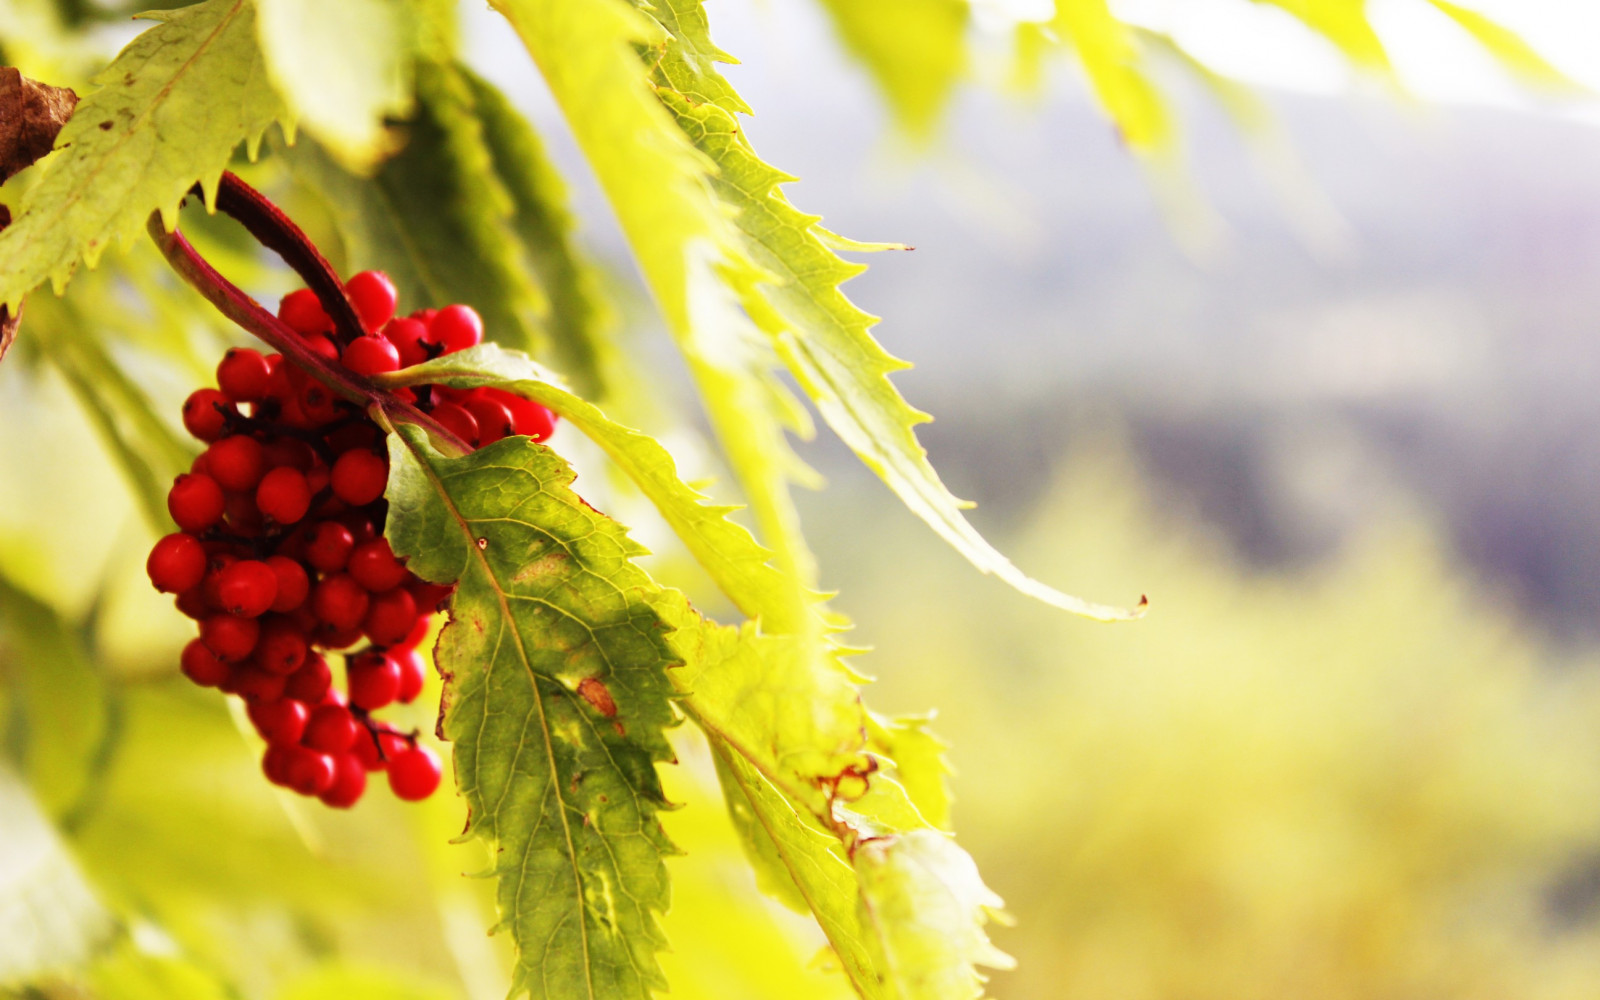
[{"left": 147, "top": 214, "right": 470, "bottom": 456}]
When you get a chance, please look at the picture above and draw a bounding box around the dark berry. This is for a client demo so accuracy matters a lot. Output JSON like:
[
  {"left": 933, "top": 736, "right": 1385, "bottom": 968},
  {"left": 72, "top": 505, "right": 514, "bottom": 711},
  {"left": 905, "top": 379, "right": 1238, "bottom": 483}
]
[
  {"left": 167, "top": 473, "right": 226, "bottom": 533},
  {"left": 200, "top": 613, "right": 260, "bottom": 662},
  {"left": 312, "top": 573, "right": 369, "bottom": 630},
  {"left": 217, "top": 347, "right": 274, "bottom": 402},
  {"left": 305, "top": 521, "right": 355, "bottom": 572},
  {"left": 205, "top": 436, "right": 266, "bottom": 492},
  {"left": 430, "top": 305, "right": 482, "bottom": 353},
  {"left": 147, "top": 533, "right": 207, "bottom": 593},
  {"left": 179, "top": 638, "right": 231, "bottom": 687},
  {"left": 387, "top": 744, "right": 442, "bottom": 801},
  {"left": 217, "top": 560, "right": 278, "bottom": 618},
  {"left": 409, "top": 581, "right": 454, "bottom": 614},
  {"left": 347, "top": 651, "right": 402, "bottom": 710},
  {"left": 303, "top": 704, "right": 359, "bottom": 753},
  {"left": 330, "top": 449, "right": 387, "bottom": 506},
  {"left": 182, "top": 389, "right": 235, "bottom": 442},
  {"left": 342, "top": 335, "right": 401, "bottom": 376},
  {"left": 253, "top": 618, "right": 308, "bottom": 675},
  {"left": 284, "top": 653, "right": 333, "bottom": 703},
  {"left": 346, "top": 271, "right": 397, "bottom": 332}
]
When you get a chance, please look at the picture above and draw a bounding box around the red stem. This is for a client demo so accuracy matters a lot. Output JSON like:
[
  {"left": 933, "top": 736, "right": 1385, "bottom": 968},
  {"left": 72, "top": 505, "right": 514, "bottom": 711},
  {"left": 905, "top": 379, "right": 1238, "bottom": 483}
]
[{"left": 148, "top": 215, "right": 469, "bottom": 456}]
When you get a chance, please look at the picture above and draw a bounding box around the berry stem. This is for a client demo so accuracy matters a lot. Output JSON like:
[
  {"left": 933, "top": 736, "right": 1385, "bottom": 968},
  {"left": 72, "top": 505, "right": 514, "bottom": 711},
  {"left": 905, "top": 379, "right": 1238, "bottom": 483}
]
[
  {"left": 211, "top": 172, "right": 367, "bottom": 346},
  {"left": 147, "top": 215, "right": 470, "bottom": 457}
]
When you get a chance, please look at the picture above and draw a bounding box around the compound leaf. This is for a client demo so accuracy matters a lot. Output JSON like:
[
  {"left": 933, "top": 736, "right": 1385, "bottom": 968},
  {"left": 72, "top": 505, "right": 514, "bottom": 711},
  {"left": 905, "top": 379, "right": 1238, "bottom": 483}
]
[{"left": 383, "top": 423, "right": 679, "bottom": 1000}]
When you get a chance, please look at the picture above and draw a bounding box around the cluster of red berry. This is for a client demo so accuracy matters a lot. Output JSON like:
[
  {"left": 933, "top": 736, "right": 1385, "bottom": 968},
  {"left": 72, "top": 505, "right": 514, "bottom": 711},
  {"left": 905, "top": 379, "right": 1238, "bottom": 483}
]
[{"left": 144, "top": 271, "right": 557, "bottom": 808}]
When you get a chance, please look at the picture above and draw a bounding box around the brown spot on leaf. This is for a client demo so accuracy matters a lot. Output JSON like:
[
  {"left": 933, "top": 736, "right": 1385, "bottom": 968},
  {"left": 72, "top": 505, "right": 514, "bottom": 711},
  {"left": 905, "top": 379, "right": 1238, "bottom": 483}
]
[
  {"left": 0, "top": 68, "right": 78, "bottom": 185},
  {"left": 577, "top": 676, "right": 617, "bottom": 718},
  {"left": 97, "top": 120, "right": 112, "bottom": 131}
]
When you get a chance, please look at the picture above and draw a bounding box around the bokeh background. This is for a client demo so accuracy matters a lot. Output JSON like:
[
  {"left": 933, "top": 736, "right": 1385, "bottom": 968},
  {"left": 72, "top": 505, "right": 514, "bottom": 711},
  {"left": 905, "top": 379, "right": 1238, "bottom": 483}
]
[{"left": 9, "top": 1, "right": 1600, "bottom": 998}]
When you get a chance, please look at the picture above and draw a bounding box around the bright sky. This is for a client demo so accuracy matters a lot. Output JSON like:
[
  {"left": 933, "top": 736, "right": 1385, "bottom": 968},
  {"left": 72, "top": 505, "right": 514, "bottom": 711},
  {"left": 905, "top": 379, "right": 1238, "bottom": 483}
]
[{"left": 1104, "top": 0, "right": 1600, "bottom": 117}]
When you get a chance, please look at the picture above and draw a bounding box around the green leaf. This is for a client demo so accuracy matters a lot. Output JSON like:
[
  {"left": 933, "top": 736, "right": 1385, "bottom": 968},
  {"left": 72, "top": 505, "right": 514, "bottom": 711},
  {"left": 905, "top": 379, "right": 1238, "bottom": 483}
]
[
  {"left": 661, "top": 93, "right": 1144, "bottom": 621},
  {"left": 1427, "top": 0, "right": 1581, "bottom": 91},
  {"left": 459, "top": 67, "right": 615, "bottom": 397},
  {"left": 284, "top": 59, "right": 550, "bottom": 358},
  {"left": 1051, "top": 0, "right": 1170, "bottom": 149},
  {"left": 382, "top": 422, "right": 679, "bottom": 1000},
  {"left": 253, "top": 0, "right": 416, "bottom": 171},
  {"left": 865, "top": 712, "right": 952, "bottom": 833},
  {"left": 811, "top": 0, "right": 969, "bottom": 136},
  {"left": 0, "top": 0, "right": 285, "bottom": 309}
]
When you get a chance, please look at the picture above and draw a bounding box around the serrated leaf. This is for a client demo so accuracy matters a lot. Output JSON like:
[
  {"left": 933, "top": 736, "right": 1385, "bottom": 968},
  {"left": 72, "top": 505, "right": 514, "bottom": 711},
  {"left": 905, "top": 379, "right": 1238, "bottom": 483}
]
[
  {"left": 284, "top": 58, "right": 549, "bottom": 358},
  {"left": 865, "top": 712, "right": 952, "bottom": 833},
  {"left": 459, "top": 67, "right": 614, "bottom": 397},
  {"left": 1426, "top": 0, "right": 1580, "bottom": 91},
  {"left": 383, "top": 423, "right": 679, "bottom": 1000},
  {"left": 254, "top": 0, "right": 415, "bottom": 171},
  {"left": 1051, "top": 0, "right": 1170, "bottom": 149},
  {"left": 811, "top": 0, "right": 969, "bottom": 136},
  {"left": 660, "top": 92, "right": 1144, "bottom": 621},
  {"left": 0, "top": 0, "right": 285, "bottom": 309}
]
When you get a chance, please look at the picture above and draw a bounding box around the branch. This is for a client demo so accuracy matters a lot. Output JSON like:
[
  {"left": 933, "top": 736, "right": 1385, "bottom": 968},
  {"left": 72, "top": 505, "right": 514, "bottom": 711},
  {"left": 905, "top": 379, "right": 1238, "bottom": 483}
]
[{"left": 0, "top": 68, "right": 80, "bottom": 360}]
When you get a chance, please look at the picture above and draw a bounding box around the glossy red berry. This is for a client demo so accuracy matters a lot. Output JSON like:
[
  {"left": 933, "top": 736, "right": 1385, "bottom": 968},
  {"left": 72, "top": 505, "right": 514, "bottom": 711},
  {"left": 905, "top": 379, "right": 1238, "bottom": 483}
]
[
  {"left": 205, "top": 436, "right": 266, "bottom": 492},
  {"left": 347, "top": 651, "right": 402, "bottom": 710},
  {"left": 179, "top": 638, "right": 231, "bottom": 687},
  {"left": 263, "top": 744, "right": 296, "bottom": 786},
  {"left": 265, "top": 556, "right": 310, "bottom": 613},
  {"left": 464, "top": 391, "right": 516, "bottom": 445},
  {"left": 232, "top": 665, "right": 288, "bottom": 703},
  {"left": 256, "top": 467, "right": 312, "bottom": 525},
  {"left": 167, "top": 473, "right": 226, "bottom": 533},
  {"left": 217, "top": 347, "right": 274, "bottom": 402},
  {"left": 397, "top": 613, "right": 431, "bottom": 650},
  {"left": 346, "top": 271, "right": 398, "bottom": 332},
  {"left": 285, "top": 747, "right": 337, "bottom": 796},
  {"left": 348, "top": 538, "right": 408, "bottom": 592},
  {"left": 383, "top": 317, "right": 433, "bottom": 367},
  {"left": 253, "top": 618, "right": 308, "bottom": 675},
  {"left": 200, "top": 613, "right": 260, "bottom": 662},
  {"left": 312, "top": 573, "right": 369, "bottom": 630},
  {"left": 387, "top": 744, "right": 442, "bottom": 801},
  {"left": 284, "top": 653, "right": 333, "bottom": 703},
  {"left": 331, "top": 449, "right": 387, "bottom": 506},
  {"left": 148, "top": 533, "right": 207, "bottom": 593},
  {"left": 430, "top": 400, "right": 478, "bottom": 445},
  {"left": 430, "top": 304, "right": 482, "bottom": 353},
  {"left": 182, "top": 389, "right": 235, "bottom": 442},
  {"left": 279, "top": 288, "right": 331, "bottom": 336},
  {"left": 504, "top": 394, "right": 556, "bottom": 442},
  {"left": 319, "top": 753, "right": 368, "bottom": 808},
  {"left": 248, "top": 698, "right": 310, "bottom": 745},
  {"left": 303, "top": 704, "right": 359, "bottom": 753},
  {"left": 217, "top": 560, "right": 278, "bottom": 618},
  {"left": 342, "top": 335, "right": 401, "bottom": 376},
  {"left": 305, "top": 521, "right": 355, "bottom": 573},
  {"left": 363, "top": 587, "right": 417, "bottom": 646},
  {"left": 395, "top": 646, "right": 426, "bottom": 703}
]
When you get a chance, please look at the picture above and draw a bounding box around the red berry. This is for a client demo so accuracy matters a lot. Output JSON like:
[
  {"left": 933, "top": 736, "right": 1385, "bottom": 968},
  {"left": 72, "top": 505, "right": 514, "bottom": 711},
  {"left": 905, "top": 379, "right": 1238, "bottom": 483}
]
[
  {"left": 232, "top": 665, "right": 287, "bottom": 703},
  {"left": 179, "top": 638, "right": 231, "bottom": 687},
  {"left": 395, "top": 646, "right": 427, "bottom": 703},
  {"left": 326, "top": 421, "right": 382, "bottom": 454},
  {"left": 464, "top": 391, "right": 516, "bottom": 445},
  {"left": 266, "top": 555, "right": 310, "bottom": 613},
  {"left": 363, "top": 587, "right": 417, "bottom": 646},
  {"left": 383, "top": 317, "right": 434, "bottom": 368},
  {"left": 409, "top": 581, "right": 454, "bottom": 615},
  {"left": 319, "top": 753, "right": 368, "bottom": 808},
  {"left": 387, "top": 744, "right": 442, "bottom": 801},
  {"left": 256, "top": 467, "right": 312, "bottom": 524},
  {"left": 342, "top": 335, "right": 401, "bottom": 376},
  {"left": 217, "top": 347, "right": 274, "bottom": 402},
  {"left": 346, "top": 271, "right": 398, "bottom": 332},
  {"left": 202, "top": 553, "right": 238, "bottom": 607},
  {"left": 147, "top": 533, "right": 207, "bottom": 593},
  {"left": 264, "top": 438, "right": 316, "bottom": 471},
  {"left": 223, "top": 491, "right": 265, "bottom": 536},
  {"left": 504, "top": 395, "right": 556, "bottom": 442},
  {"left": 398, "top": 613, "right": 432, "bottom": 650},
  {"left": 347, "top": 650, "right": 402, "bottom": 710},
  {"left": 331, "top": 449, "right": 387, "bottom": 506},
  {"left": 430, "top": 304, "right": 482, "bottom": 353},
  {"left": 285, "top": 747, "right": 337, "bottom": 796},
  {"left": 347, "top": 538, "right": 407, "bottom": 592},
  {"left": 351, "top": 730, "right": 384, "bottom": 771},
  {"left": 343, "top": 515, "right": 380, "bottom": 545},
  {"left": 182, "top": 389, "right": 235, "bottom": 442},
  {"left": 299, "top": 381, "right": 342, "bottom": 425},
  {"left": 285, "top": 653, "right": 333, "bottom": 702},
  {"left": 305, "top": 521, "right": 355, "bottom": 572},
  {"left": 248, "top": 698, "right": 310, "bottom": 745},
  {"left": 279, "top": 288, "right": 332, "bottom": 336},
  {"left": 303, "top": 704, "right": 359, "bottom": 753},
  {"left": 312, "top": 573, "right": 369, "bottom": 630},
  {"left": 263, "top": 744, "right": 296, "bottom": 786},
  {"left": 315, "top": 622, "right": 366, "bottom": 650},
  {"left": 430, "top": 401, "right": 478, "bottom": 446},
  {"left": 167, "top": 473, "right": 225, "bottom": 533},
  {"left": 205, "top": 436, "right": 266, "bottom": 492},
  {"left": 217, "top": 560, "right": 278, "bottom": 618},
  {"left": 200, "top": 613, "right": 260, "bottom": 662},
  {"left": 253, "top": 617, "right": 308, "bottom": 675},
  {"left": 174, "top": 586, "right": 210, "bottom": 620}
]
